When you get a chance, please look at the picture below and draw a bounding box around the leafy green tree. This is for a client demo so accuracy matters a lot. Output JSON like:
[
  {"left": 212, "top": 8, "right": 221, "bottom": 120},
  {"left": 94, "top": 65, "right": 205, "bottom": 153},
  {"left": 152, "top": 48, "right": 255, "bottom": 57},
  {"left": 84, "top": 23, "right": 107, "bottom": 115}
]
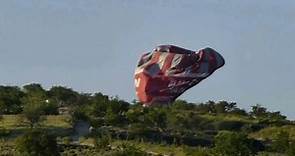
[
  {"left": 86, "top": 93, "right": 109, "bottom": 118},
  {"left": 23, "top": 83, "right": 46, "bottom": 94},
  {"left": 15, "top": 129, "right": 59, "bottom": 156},
  {"left": 126, "top": 107, "right": 144, "bottom": 124},
  {"left": 108, "top": 98, "right": 129, "bottom": 115},
  {"left": 214, "top": 101, "right": 228, "bottom": 114},
  {"left": 250, "top": 104, "right": 286, "bottom": 124},
  {"left": 21, "top": 84, "right": 59, "bottom": 126},
  {"left": 250, "top": 104, "right": 267, "bottom": 117},
  {"left": 83, "top": 95, "right": 129, "bottom": 126},
  {"left": 48, "top": 86, "right": 79, "bottom": 106},
  {"left": 213, "top": 131, "right": 256, "bottom": 156},
  {"left": 0, "top": 86, "right": 24, "bottom": 114},
  {"left": 42, "top": 99, "right": 59, "bottom": 115},
  {"left": 266, "top": 111, "right": 287, "bottom": 123},
  {"left": 105, "top": 108, "right": 122, "bottom": 126},
  {"left": 22, "top": 92, "right": 47, "bottom": 128},
  {"left": 144, "top": 108, "right": 167, "bottom": 130},
  {"left": 172, "top": 99, "right": 195, "bottom": 110},
  {"left": 195, "top": 101, "right": 216, "bottom": 114},
  {"left": 230, "top": 107, "right": 248, "bottom": 116},
  {"left": 214, "top": 101, "right": 241, "bottom": 114}
]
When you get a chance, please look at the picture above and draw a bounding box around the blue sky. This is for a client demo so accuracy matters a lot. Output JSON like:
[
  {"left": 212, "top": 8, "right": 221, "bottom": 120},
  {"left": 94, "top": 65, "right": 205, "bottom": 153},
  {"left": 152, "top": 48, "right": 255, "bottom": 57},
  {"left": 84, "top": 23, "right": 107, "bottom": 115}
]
[{"left": 0, "top": 0, "right": 294, "bottom": 119}]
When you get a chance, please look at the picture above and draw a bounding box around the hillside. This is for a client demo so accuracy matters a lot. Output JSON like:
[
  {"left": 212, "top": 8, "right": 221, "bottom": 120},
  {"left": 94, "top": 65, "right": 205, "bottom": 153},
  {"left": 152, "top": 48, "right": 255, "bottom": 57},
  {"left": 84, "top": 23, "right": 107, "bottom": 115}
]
[{"left": 0, "top": 84, "right": 295, "bottom": 156}]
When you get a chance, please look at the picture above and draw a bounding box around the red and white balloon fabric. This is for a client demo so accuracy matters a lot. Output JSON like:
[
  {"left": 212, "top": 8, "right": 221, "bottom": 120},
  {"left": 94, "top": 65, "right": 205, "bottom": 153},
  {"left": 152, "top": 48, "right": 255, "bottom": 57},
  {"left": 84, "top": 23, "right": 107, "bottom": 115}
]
[{"left": 134, "top": 45, "right": 225, "bottom": 106}]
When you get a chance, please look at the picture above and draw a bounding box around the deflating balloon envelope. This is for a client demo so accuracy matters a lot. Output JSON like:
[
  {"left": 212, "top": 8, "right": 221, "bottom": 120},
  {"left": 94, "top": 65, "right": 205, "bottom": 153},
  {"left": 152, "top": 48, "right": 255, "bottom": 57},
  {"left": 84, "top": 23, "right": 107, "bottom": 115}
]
[{"left": 134, "top": 45, "right": 225, "bottom": 106}]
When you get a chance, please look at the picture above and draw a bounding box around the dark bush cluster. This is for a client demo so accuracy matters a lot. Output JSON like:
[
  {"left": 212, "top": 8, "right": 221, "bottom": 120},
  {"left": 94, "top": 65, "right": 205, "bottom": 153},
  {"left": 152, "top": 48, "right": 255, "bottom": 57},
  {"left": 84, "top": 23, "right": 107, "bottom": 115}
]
[{"left": 15, "top": 129, "right": 59, "bottom": 156}]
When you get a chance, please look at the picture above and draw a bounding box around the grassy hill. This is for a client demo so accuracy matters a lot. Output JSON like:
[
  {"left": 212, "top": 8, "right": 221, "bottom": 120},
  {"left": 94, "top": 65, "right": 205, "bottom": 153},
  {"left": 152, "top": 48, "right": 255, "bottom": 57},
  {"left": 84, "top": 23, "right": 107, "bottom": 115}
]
[{"left": 0, "top": 84, "right": 294, "bottom": 155}]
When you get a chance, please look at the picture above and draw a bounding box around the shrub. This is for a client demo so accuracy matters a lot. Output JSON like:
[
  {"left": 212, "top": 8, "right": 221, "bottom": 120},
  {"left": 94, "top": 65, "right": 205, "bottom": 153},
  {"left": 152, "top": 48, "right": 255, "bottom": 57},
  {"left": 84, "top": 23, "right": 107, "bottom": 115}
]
[
  {"left": 241, "top": 124, "right": 265, "bottom": 133},
  {"left": 15, "top": 129, "right": 59, "bottom": 156},
  {"left": 287, "top": 141, "right": 295, "bottom": 156},
  {"left": 213, "top": 131, "right": 257, "bottom": 156},
  {"left": 95, "top": 133, "right": 112, "bottom": 151},
  {"left": 271, "top": 130, "right": 289, "bottom": 153},
  {"left": 111, "top": 143, "right": 148, "bottom": 156},
  {"left": 214, "top": 121, "right": 244, "bottom": 131},
  {"left": 22, "top": 102, "right": 45, "bottom": 128},
  {"left": 0, "top": 128, "right": 11, "bottom": 137}
]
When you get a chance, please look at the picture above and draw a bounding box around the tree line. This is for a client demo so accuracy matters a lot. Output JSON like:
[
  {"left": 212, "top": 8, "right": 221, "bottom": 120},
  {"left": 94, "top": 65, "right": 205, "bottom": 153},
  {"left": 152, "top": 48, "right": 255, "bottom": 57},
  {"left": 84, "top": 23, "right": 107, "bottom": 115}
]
[{"left": 0, "top": 83, "right": 289, "bottom": 128}]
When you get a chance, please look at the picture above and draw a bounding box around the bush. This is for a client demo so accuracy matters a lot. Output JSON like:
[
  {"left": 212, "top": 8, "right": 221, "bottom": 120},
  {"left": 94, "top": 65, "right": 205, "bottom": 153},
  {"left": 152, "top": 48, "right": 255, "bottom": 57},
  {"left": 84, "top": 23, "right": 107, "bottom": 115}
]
[
  {"left": 15, "top": 129, "right": 60, "bottom": 156},
  {"left": 287, "top": 141, "right": 295, "bottom": 156},
  {"left": 241, "top": 124, "right": 265, "bottom": 133},
  {"left": 213, "top": 131, "right": 257, "bottom": 156},
  {"left": 95, "top": 133, "right": 112, "bottom": 151},
  {"left": 271, "top": 130, "right": 289, "bottom": 153},
  {"left": 111, "top": 143, "right": 148, "bottom": 156},
  {"left": 70, "top": 106, "right": 89, "bottom": 122},
  {"left": 0, "top": 128, "right": 11, "bottom": 137},
  {"left": 22, "top": 102, "right": 45, "bottom": 128},
  {"left": 43, "top": 101, "right": 59, "bottom": 115},
  {"left": 214, "top": 121, "right": 244, "bottom": 131}
]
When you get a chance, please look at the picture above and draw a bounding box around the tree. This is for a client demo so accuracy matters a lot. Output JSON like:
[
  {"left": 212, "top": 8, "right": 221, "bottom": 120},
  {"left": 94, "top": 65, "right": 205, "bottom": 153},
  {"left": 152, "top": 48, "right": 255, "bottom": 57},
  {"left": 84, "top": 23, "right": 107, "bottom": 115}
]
[
  {"left": 0, "top": 86, "right": 24, "bottom": 114},
  {"left": 251, "top": 104, "right": 267, "bottom": 117},
  {"left": 86, "top": 93, "right": 109, "bottom": 118},
  {"left": 172, "top": 99, "right": 195, "bottom": 110},
  {"left": 126, "top": 107, "right": 144, "bottom": 124},
  {"left": 48, "top": 86, "right": 79, "bottom": 107},
  {"left": 105, "top": 108, "right": 122, "bottom": 126},
  {"left": 15, "top": 129, "right": 59, "bottom": 156},
  {"left": 23, "top": 83, "right": 46, "bottom": 94},
  {"left": 195, "top": 101, "right": 216, "bottom": 114},
  {"left": 215, "top": 101, "right": 241, "bottom": 114},
  {"left": 146, "top": 108, "right": 167, "bottom": 131},
  {"left": 266, "top": 111, "right": 287, "bottom": 123},
  {"left": 214, "top": 101, "right": 228, "bottom": 114},
  {"left": 213, "top": 131, "right": 256, "bottom": 156},
  {"left": 22, "top": 92, "right": 47, "bottom": 128}
]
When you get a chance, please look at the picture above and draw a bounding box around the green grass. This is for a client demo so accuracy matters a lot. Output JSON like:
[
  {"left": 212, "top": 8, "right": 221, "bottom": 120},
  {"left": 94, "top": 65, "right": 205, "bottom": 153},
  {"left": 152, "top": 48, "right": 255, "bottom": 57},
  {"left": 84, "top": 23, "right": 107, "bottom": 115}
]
[
  {"left": 0, "top": 115, "right": 26, "bottom": 130},
  {"left": 0, "top": 115, "right": 73, "bottom": 138},
  {"left": 249, "top": 125, "right": 295, "bottom": 140},
  {"left": 111, "top": 140, "right": 208, "bottom": 156},
  {"left": 41, "top": 115, "right": 72, "bottom": 129},
  {"left": 0, "top": 139, "right": 15, "bottom": 155},
  {"left": 0, "top": 115, "right": 72, "bottom": 130},
  {"left": 79, "top": 138, "right": 189, "bottom": 155},
  {"left": 200, "top": 114, "right": 257, "bottom": 123}
]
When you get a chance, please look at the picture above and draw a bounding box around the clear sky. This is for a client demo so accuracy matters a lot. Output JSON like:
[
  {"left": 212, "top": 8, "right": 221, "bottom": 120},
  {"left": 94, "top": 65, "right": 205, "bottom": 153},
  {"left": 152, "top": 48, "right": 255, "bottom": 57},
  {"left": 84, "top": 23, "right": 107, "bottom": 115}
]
[{"left": 0, "top": 0, "right": 294, "bottom": 119}]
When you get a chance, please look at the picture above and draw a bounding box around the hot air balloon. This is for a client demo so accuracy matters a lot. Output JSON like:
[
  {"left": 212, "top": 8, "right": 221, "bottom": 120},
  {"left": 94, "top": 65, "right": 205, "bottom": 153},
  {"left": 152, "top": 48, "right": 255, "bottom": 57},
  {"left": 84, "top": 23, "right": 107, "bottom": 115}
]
[{"left": 134, "top": 45, "right": 225, "bottom": 106}]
